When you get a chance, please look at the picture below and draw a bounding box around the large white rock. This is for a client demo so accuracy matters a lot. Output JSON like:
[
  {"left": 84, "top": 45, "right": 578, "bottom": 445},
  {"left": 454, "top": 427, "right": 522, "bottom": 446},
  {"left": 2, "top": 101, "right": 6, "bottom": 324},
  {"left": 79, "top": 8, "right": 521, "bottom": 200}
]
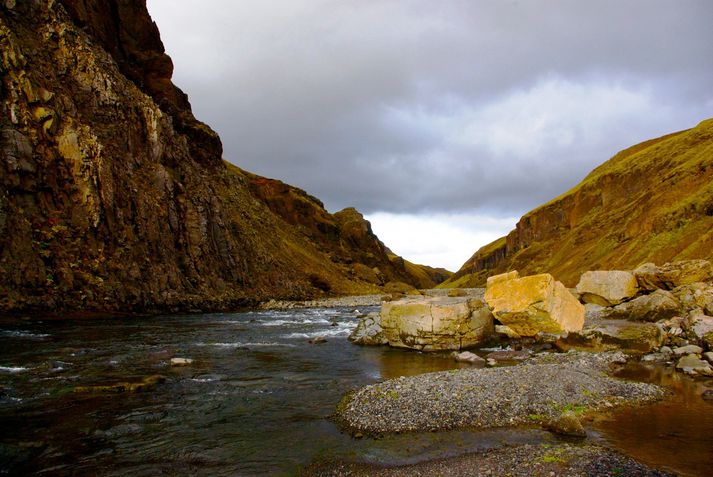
[
  {"left": 380, "top": 296, "right": 494, "bottom": 351},
  {"left": 576, "top": 270, "right": 639, "bottom": 306},
  {"left": 484, "top": 271, "right": 584, "bottom": 337}
]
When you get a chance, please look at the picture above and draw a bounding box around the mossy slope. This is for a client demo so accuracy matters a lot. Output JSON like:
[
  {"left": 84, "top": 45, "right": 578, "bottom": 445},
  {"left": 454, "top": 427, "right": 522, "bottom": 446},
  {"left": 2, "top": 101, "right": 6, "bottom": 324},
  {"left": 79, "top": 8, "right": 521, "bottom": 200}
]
[{"left": 443, "top": 119, "right": 713, "bottom": 288}]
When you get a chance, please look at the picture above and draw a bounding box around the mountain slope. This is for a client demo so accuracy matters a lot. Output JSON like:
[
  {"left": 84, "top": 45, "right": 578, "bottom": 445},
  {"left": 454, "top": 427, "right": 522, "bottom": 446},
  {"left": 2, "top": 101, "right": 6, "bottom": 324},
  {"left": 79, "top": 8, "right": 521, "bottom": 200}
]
[
  {"left": 0, "top": 1, "right": 444, "bottom": 314},
  {"left": 442, "top": 119, "right": 713, "bottom": 288}
]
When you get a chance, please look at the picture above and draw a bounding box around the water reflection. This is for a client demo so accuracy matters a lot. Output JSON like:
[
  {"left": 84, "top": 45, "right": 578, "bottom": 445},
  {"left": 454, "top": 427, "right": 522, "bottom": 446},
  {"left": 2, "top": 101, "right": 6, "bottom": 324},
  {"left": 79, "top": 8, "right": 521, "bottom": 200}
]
[{"left": 594, "top": 363, "right": 713, "bottom": 477}]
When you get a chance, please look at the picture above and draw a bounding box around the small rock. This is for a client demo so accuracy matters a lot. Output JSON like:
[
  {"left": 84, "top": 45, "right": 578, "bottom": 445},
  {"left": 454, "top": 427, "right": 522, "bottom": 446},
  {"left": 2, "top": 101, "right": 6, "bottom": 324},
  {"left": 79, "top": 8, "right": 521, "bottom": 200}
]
[
  {"left": 545, "top": 411, "right": 586, "bottom": 437},
  {"left": 495, "top": 325, "right": 521, "bottom": 339},
  {"left": 170, "top": 357, "right": 193, "bottom": 366},
  {"left": 704, "top": 352, "right": 713, "bottom": 364},
  {"left": 675, "top": 354, "right": 710, "bottom": 371},
  {"left": 673, "top": 345, "right": 703, "bottom": 356},
  {"left": 486, "top": 358, "right": 497, "bottom": 366},
  {"left": 701, "top": 389, "right": 713, "bottom": 401},
  {"left": 452, "top": 351, "right": 485, "bottom": 365},
  {"left": 308, "top": 336, "right": 327, "bottom": 344},
  {"left": 659, "top": 346, "right": 673, "bottom": 354},
  {"left": 642, "top": 353, "right": 668, "bottom": 363}
]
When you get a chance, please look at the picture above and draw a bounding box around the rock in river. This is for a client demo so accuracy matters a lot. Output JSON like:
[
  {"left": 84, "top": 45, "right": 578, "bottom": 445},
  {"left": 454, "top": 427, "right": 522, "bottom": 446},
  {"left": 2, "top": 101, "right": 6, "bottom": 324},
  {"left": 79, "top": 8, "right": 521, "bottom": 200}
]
[
  {"left": 484, "top": 271, "right": 584, "bottom": 337},
  {"left": 379, "top": 296, "right": 494, "bottom": 351},
  {"left": 349, "top": 312, "right": 388, "bottom": 346}
]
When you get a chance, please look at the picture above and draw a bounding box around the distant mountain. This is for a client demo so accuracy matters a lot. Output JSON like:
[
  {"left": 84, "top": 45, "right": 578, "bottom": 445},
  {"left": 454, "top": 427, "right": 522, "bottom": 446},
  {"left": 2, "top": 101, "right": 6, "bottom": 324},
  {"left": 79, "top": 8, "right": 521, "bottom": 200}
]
[
  {"left": 442, "top": 119, "right": 713, "bottom": 288},
  {"left": 0, "top": 1, "right": 447, "bottom": 314}
]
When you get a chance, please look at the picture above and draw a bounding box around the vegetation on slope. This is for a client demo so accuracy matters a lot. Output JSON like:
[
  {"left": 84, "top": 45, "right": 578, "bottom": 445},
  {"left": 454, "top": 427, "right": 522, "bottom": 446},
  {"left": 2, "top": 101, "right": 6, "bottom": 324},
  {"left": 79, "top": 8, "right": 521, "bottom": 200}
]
[{"left": 442, "top": 119, "right": 713, "bottom": 288}]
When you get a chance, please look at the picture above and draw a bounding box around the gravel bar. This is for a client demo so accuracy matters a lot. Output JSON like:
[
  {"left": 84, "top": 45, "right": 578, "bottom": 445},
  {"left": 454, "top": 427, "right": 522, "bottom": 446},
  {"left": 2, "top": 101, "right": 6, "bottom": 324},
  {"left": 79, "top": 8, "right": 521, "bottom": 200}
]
[
  {"left": 304, "top": 443, "right": 675, "bottom": 476},
  {"left": 336, "top": 351, "right": 665, "bottom": 435}
]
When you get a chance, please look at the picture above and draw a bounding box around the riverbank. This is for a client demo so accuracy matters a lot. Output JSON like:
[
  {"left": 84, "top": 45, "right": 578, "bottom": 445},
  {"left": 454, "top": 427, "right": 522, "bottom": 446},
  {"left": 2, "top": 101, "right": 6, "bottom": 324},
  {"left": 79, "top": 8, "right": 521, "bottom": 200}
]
[
  {"left": 336, "top": 351, "right": 665, "bottom": 435},
  {"left": 259, "top": 295, "right": 386, "bottom": 310},
  {"left": 304, "top": 442, "right": 674, "bottom": 476}
]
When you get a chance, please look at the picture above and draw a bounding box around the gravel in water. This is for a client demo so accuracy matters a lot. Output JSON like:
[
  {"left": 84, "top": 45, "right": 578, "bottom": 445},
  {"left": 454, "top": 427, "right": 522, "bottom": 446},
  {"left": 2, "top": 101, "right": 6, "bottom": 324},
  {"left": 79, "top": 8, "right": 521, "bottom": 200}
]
[
  {"left": 337, "top": 351, "right": 666, "bottom": 434},
  {"left": 305, "top": 443, "right": 675, "bottom": 476}
]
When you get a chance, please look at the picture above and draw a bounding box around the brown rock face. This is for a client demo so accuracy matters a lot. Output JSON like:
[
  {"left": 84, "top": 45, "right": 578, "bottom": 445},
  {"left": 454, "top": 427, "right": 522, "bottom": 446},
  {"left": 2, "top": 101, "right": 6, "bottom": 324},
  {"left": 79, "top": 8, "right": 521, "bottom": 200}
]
[
  {"left": 0, "top": 1, "right": 444, "bottom": 313},
  {"left": 444, "top": 121, "right": 713, "bottom": 288}
]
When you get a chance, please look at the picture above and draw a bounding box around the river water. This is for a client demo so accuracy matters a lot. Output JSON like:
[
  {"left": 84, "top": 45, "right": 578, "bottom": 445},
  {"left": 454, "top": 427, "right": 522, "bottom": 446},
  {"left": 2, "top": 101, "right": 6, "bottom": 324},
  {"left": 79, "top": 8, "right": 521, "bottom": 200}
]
[{"left": 0, "top": 307, "right": 711, "bottom": 475}]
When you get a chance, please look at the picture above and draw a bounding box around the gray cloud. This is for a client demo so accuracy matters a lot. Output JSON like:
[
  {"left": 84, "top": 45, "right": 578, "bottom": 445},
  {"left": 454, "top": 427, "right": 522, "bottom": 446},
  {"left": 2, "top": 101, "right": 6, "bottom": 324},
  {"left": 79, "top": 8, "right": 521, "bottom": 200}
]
[{"left": 147, "top": 0, "right": 713, "bottom": 216}]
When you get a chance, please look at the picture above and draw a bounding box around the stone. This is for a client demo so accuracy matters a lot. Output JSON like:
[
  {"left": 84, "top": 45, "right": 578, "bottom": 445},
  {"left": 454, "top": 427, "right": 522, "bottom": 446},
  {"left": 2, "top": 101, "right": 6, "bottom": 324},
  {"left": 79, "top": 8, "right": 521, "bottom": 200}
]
[
  {"left": 634, "top": 260, "right": 713, "bottom": 291},
  {"left": 673, "top": 345, "right": 703, "bottom": 356},
  {"left": 494, "top": 324, "right": 521, "bottom": 339},
  {"left": 485, "top": 349, "right": 531, "bottom": 361},
  {"left": 170, "top": 357, "right": 193, "bottom": 366},
  {"left": 484, "top": 272, "right": 584, "bottom": 337},
  {"left": 702, "top": 389, "right": 713, "bottom": 401},
  {"left": 556, "top": 320, "right": 665, "bottom": 354},
  {"left": 545, "top": 411, "right": 586, "bottom": 437},
  {"left": 486, "top": 358, "right": 497, "bottom": 366},
  {"left": 703, "top": 352, "right": 713, "bottom": 364},
  {"left": 308, "top": 336, "right": 327, "bottom": 344},
  {"left": 673, "top": 282, "right": 713, "bottom": 315},
  {"left": 660, "top": 346, "right": 673, "bottom": 354},
  {"left": 642, "top": 353, "right": 670, "bottom": 362},
  {"left": 675, "top": 354, "right": 710, "bottom": 371},
  {"left": 349, "top": 312, "right": 388, "bottom": 346},
  {"left": 452, "top": 351, "right": 485, "bottom": 364},
  {"left": 380, "top": 296, "right": 494, "bottom": 351},
  {"left": 688, "top": 312, "right": 713, "bottom": 349},
  {"left": 576, "top": 270, "right": 639, "bottom": 306},
  {"left": 602, "top": 290, "right": 680, "bottom": 322}
]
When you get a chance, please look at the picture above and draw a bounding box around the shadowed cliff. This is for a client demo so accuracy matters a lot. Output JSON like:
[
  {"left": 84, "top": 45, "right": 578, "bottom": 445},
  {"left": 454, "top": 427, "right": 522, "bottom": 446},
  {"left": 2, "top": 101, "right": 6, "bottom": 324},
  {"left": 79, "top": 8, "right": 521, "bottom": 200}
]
[{"left": 0, "top": 1, "right": 447, "bottom": 314}]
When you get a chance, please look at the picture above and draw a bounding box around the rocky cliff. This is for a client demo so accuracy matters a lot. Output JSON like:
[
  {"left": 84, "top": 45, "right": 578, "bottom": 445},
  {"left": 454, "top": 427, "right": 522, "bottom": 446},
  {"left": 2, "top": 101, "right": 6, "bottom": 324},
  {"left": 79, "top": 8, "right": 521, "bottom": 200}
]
[
  {"left": 0, "top": 1, "right": 446, "bottom": 314},
  {"left": 443, "top": 119, "right": 713, "bottom": 288}
]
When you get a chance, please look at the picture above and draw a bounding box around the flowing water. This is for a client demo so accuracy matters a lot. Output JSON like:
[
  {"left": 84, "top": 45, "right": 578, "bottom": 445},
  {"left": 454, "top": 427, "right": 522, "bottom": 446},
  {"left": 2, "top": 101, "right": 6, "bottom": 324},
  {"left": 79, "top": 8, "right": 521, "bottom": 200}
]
[{"left": 0, "top": 308, "right": 711, "bottom": 476}]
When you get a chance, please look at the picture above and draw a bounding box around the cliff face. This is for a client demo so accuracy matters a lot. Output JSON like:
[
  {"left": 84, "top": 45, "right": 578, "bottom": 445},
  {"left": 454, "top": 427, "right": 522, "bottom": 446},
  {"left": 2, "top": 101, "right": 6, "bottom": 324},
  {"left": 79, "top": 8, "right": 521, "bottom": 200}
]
[
  {"left": 443, "top": 119, "right": 713, "bottom": 288},
  {"left": 0, "top": 1, "right": 445, "bottom": 314}
]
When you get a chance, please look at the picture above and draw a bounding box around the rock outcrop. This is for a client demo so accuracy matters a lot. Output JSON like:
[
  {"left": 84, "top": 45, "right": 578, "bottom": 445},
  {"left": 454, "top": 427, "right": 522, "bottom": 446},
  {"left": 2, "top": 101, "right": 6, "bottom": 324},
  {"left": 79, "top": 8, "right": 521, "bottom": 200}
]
[
  {"left": 0, "top": 1, "right": 447, "bottom": 314},
  {"left": 441, "top": 121, "right": 713, "bottom": 289},
  {"left": 379, "top": 296, "right": 494, "bottom": 351},
  {"left": 484, "top": 271, "right": 584, "bottom": 336}
]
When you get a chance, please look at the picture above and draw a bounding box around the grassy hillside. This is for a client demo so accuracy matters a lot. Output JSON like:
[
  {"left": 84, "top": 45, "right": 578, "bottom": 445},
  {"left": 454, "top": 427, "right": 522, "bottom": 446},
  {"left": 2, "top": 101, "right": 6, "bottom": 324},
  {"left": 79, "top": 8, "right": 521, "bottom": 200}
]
[{"left": 442, "top": 119, "right": 713, "bottom": 288}]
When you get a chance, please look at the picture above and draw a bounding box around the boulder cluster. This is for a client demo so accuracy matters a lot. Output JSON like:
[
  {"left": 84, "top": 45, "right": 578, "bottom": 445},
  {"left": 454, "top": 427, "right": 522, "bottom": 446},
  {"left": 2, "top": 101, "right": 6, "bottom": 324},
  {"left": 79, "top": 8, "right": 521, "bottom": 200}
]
[
  {"left": 571, "top": 260, "right": 713, "bottom": 376},
  {"left": 349, "top": 259, "right": 713, "bottom": 377}
]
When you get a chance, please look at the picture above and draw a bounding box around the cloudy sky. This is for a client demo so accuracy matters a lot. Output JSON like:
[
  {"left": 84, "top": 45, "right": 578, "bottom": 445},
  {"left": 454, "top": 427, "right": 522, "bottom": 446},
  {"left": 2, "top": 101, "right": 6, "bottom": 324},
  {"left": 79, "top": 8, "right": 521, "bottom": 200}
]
[{"left": 147, "top": 0, "right": 713, "bottom": 271}]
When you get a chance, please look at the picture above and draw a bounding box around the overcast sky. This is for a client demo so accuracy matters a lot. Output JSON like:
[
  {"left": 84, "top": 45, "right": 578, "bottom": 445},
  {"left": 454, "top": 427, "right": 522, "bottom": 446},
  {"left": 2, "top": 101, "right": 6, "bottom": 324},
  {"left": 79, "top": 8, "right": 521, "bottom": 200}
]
[{"left": 147, "top": 0, "right": 713, "bottom": 271}]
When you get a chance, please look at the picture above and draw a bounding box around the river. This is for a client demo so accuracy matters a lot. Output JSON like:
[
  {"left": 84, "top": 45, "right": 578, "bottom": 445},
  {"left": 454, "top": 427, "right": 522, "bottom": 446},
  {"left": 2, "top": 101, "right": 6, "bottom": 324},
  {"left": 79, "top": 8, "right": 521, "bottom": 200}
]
[{"left": 0, "top": 307, "right": 710, "bottom": 475}]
